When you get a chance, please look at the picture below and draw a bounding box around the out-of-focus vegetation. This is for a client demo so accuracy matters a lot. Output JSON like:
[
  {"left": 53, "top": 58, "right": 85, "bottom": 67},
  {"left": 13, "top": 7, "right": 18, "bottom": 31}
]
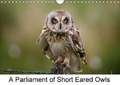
[{"left": 0, "top": 0, "right": 120, "bottom": 74}]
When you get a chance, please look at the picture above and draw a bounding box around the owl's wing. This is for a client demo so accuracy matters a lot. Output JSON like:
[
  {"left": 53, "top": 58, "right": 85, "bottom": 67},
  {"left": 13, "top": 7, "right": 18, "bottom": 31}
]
[
  {"left": 71, "top": 30, "right": 87, "bottom": 64},
  {"left": 37, "top": 29, "right": 49, "bottom": 52},
  {"left": 37, "top": 29, "right": 52, "bottom": 60}
]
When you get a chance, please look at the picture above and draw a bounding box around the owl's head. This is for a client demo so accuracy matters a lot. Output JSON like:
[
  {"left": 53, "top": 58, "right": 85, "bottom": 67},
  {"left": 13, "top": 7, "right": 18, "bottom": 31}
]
[{"left": 44, "top": 10, "right": 74, "bottom": 33}]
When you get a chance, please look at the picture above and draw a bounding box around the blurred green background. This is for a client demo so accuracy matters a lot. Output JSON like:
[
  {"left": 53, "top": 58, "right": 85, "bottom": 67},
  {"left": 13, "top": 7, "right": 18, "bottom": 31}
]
[{"left": 0, "top": 0, "right": 120, "bottom": 74}]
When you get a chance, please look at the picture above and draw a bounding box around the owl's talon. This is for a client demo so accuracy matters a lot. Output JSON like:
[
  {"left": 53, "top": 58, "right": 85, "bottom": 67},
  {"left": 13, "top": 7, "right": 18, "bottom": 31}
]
[
  {"left": 62, "top": 57, "right": 69, "bottom": 64},
  {"left": 54, "top": 56, "right": 64, "bottom": 64}
]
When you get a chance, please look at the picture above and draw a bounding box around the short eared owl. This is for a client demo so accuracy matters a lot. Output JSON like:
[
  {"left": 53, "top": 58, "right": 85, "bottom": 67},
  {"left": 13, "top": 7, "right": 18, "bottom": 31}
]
[{"left": 37, "top": 10, "right": 87, "bottom": 74}]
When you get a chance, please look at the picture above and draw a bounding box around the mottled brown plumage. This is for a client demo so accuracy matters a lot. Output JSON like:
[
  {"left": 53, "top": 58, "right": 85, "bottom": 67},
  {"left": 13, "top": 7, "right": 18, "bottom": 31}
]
[{"left": 37, "top": 10, "right": 87, "bottom": 74}]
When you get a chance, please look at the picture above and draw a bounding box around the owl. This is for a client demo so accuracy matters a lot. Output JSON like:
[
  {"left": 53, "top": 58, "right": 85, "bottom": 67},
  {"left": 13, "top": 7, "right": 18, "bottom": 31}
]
[{"left": 37, "top": 10, "right": 87, "bottom": 74}]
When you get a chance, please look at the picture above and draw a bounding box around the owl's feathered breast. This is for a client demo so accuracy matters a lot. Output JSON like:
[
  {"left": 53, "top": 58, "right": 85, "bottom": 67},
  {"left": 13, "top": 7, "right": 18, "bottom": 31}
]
[{"left": 43, "top": 30, "right": 73, "bottom": 57}]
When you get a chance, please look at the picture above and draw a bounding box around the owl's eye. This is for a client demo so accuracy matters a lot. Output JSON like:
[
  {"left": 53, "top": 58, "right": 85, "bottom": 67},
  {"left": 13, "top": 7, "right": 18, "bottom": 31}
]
[
  {"left": 51, "top": 17, "right": 58, "bottom": 24},
  {"left": 63, "top": 17, "right": 69, "bottom": 24}
]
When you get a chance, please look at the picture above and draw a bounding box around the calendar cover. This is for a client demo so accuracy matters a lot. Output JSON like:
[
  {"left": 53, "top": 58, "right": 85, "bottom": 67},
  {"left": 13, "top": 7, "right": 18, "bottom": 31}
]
[{"left": 0, "top": 0, "right": 120, "bottom": 74}]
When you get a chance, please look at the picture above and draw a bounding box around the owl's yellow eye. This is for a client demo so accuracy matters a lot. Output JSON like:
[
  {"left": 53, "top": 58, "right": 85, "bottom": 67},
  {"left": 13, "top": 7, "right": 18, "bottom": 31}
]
[
  {"left": 51, "top": 17, "right": 58, "bottom": 24},
  {"left": 63, "top": 17, "right": 69, "bottom": 24}
]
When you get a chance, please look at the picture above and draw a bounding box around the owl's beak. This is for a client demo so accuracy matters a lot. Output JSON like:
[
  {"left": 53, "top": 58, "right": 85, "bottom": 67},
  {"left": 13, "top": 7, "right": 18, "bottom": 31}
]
[{"left": 59, "top": 23, "right": 62, "bottom": 29}]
